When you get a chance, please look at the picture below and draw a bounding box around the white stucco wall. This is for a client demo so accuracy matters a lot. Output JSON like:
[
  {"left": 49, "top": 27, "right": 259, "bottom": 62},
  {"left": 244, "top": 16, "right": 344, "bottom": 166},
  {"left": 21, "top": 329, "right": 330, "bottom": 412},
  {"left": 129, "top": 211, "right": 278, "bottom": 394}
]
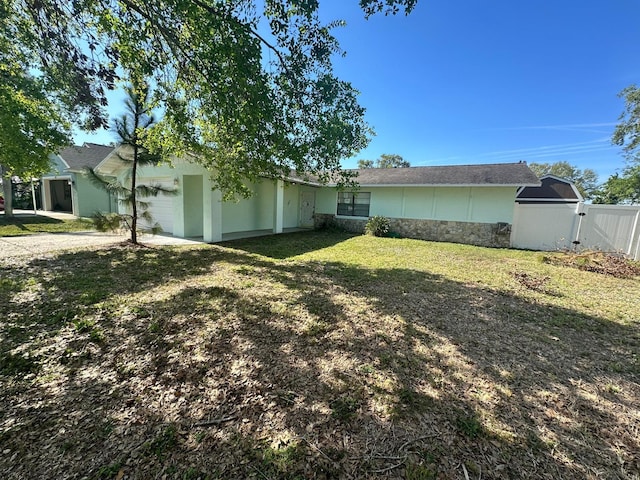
[
  {"left": 316, "top": 186, "right": 517, "bottom": 223},
  {"left": 221, "top": 180, "right": 276, "bottom": 233}
]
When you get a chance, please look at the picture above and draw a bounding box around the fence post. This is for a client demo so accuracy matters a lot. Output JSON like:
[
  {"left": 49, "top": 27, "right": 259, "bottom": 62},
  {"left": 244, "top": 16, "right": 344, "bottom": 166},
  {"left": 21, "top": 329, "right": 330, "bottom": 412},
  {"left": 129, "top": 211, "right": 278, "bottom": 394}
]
[
  {"left": 632, "top": 208, "right": 640, "bottom": 260},
  {"left": 572, "top": 202, "right": 586, "bottom": 251}
]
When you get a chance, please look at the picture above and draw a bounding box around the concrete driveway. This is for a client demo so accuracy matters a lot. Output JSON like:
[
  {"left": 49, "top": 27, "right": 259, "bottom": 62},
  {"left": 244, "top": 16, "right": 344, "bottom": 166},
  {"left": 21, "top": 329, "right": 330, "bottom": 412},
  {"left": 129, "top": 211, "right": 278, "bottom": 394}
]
[
  {"left": 0, "top": 231, "right": 206, "bottom": 259},
  {"left": 1, "top": 211, "right": 206, "bottom": 259}
]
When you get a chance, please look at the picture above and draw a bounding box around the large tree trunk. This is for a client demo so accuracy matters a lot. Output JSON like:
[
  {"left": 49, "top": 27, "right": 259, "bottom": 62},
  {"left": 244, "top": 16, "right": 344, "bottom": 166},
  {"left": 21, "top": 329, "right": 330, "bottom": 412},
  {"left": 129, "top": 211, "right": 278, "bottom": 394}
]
[{"left": 0, "top": 164, "right": 14, "bottom": 218}]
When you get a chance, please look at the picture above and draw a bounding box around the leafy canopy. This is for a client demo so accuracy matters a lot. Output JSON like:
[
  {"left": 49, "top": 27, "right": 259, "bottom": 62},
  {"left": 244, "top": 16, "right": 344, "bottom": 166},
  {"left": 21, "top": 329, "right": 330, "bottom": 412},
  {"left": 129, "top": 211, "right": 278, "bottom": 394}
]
[
  {"left": 0, "top": 3, "right": 72, "bottom": 215},
  {"left": 527, "top": 161, "right": 599, "bottom": 200},
  {"left": 7, "top": 0, "right": 418, "bottom": 198},
  {"left": 592, "top": 167, "right": 640, "bottom": 205},
  {"left": 357, "top": 154, "right": 410, "bottom": 169},
  {"left": 599, "top": 84, "right": 640, "bottom": 205},
  {"left": 613, "top": 85, "right": 640, "bottom": 162}
]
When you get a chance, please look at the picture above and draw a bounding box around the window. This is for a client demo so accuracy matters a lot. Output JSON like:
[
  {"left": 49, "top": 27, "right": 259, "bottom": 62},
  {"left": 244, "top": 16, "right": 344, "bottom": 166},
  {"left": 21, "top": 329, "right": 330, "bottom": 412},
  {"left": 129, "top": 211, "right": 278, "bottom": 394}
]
[{"left": 337, "top": 191, "right": 370, "bottom": 217}]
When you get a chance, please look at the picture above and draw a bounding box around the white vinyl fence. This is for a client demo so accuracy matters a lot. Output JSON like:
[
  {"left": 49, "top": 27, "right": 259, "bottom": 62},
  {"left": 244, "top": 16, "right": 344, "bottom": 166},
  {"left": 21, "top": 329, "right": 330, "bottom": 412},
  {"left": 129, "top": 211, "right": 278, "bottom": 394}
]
[{"left": 511, "top": 203, "right": 640, "bottom": 260}]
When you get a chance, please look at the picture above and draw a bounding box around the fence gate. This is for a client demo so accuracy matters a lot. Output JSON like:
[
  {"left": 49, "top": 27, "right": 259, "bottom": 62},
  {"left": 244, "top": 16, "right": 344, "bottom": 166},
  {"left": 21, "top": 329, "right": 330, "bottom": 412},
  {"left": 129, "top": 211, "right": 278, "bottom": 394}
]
[{"left": 511, "top": 203, "right": 640, "bottom": 260}]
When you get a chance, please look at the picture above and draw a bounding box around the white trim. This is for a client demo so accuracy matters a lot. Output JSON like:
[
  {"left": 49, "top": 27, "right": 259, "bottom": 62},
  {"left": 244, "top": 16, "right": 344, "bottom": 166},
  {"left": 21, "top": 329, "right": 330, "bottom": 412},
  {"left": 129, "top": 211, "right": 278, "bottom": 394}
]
[
  {"left": 51, "top": 153, "right": 70, "bottom": 170},
  {"left": 335, "top": 215, "right": 369, "bottom": 220}
]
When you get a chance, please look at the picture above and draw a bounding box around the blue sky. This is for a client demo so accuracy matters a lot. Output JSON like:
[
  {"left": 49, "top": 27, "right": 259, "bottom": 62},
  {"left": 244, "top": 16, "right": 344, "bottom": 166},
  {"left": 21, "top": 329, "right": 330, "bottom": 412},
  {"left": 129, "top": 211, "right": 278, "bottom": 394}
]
[{"left": 75, "top": 0, "right": 640, "bottom": 182}]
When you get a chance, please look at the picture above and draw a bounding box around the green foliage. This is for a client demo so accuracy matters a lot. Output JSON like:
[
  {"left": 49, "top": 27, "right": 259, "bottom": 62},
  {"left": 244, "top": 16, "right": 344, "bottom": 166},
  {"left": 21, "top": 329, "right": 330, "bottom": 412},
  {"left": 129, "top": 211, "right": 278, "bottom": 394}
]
[
  {"left": 365, "top": 215, "right": 390, "bottom": 237},
  {"left": 455, "top": 413, "right": 484, "bottom": 438},
  {"left": 87, "top": 80, "right": 176, "bottom": 244},
  {"left": 92, "top": 212, "right": 126, "bottom": 233},
  {"left": 143, "top": 424, "right": 178, "bottom": 460},
  {"left": 0, "top": 3, "right": 74, "bottom": 216},
  {"left": 261, "top": 442, "right": 305, "bottom": 475},
  {"left": 359, "top": 0, "right": 418, "bottom": 17},
  {"left": 330, "top": 396, "right": 360, "bottom": 421},
  {"left": 600, "top": 84, "right": 640, "bottom": 204},
  {"left": 405, "top": 462, "right": 437, "bottom": 480},
  {"left": 2, "top": 1, "right": 426, "bottom": 198},
  {"left": 358, "top": 153, "right": 410, "bottom": 169},
  {"left": 613, "top": 85, "right": 640, "bottom": 161},
  {"left": 593, "top": 166, "right": 640, "bottom": 204},
  {"left": 94, "top": 462, "right": 123, "bottom": 480},
  {"left": 528, "top": 161, "right": 599, "bottom": 199}
]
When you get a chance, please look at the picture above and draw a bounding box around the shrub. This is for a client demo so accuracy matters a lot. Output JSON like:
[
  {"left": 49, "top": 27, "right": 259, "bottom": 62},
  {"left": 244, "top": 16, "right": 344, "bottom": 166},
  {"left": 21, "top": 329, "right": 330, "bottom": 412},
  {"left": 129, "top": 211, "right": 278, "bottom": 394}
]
[{"left": 365, "top": 215, "right": 390, "bottom": 237}]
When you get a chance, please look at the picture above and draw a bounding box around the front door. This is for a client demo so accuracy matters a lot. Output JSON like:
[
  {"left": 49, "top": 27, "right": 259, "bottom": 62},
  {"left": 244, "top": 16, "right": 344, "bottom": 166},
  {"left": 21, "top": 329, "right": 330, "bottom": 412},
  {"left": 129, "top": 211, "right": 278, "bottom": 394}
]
[{"left": 299, "top": 191, "right": 315, "bottom": 228}]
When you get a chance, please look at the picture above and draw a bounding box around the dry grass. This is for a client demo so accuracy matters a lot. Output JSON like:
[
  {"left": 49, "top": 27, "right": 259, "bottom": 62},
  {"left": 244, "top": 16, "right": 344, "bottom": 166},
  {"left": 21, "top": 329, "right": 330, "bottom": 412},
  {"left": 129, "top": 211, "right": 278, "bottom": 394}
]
[{"left": 0, "top": 231, "right": 638, "bottom": 479}]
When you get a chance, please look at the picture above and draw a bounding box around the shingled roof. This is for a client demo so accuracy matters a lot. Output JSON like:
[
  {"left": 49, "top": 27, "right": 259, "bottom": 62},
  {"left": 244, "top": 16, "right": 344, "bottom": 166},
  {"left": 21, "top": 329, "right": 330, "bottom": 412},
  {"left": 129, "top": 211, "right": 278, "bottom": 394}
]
[
  {"left": 58, "top": 143, "right": 115, "bottom": 170},
  {"left": 336, "top": 162, "right": 540, "bottom": 187},
  {"left": 516, "top": 175, "right": 583, "bottom": 203}
]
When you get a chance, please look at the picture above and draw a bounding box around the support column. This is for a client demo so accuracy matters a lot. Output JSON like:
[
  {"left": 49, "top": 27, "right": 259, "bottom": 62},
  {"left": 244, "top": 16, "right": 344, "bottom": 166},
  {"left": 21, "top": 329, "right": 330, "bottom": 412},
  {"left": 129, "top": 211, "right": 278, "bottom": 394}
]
[
  {"left": 172, "top": 175, "right": 186, "bottom": 238},
  {"left": 273, "top": 179, "right": 284, "bottom": 234},
  {"left": 204, "top": 180, "right": 223, "bottom": 242}
]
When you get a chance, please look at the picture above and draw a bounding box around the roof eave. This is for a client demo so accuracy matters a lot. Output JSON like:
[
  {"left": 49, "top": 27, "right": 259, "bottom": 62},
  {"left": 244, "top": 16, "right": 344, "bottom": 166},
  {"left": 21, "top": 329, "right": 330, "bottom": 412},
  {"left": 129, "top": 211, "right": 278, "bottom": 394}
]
[{"left": 326, "top": 182, "right": 541, "bottom": 188}]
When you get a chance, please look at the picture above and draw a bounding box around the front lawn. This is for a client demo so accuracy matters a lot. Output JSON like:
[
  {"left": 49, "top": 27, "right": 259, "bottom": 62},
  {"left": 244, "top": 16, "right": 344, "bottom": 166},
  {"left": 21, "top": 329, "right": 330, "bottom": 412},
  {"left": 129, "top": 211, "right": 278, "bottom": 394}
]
[
  {"left": 0, "top": 215, "right": 94, "bottom": 236},
  {"left": 0, "top": 231, "right": 638, "bottom": 479}
]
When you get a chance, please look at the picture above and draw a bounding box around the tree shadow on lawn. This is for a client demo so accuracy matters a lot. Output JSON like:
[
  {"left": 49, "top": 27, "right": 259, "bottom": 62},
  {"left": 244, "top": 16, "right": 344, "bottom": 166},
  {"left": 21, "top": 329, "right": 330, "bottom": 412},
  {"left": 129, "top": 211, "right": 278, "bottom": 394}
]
[
  {"left": 219, "top": 229, "right": 358, "bottom": 259},
  {"left": 0, "top": 215, "right": 71, "bottom": 235},
  {"left": 0, "top": 240, "right": 638, "bottom": 479}
]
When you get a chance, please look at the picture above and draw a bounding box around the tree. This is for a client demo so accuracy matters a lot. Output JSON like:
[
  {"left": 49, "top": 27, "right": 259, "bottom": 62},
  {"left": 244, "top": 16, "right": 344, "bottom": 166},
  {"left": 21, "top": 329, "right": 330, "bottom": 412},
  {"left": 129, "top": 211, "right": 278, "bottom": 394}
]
[
  {"left": 357, "top": 159, "right": 375, "bottom": 169},
  {"left": 88, "top": 80, "right": 175, "bottom": 244},
  {"left": 5, "top": 1, "right": 418, "bottom": 199},
  {"left": 0, "top": 6, "right": 71, "bottom": 217},
  {"left": 613, "top": 85, "right": 640, "bottom": 162},
  {"left": 606, "top": 84, "right": 640, "bottom": 205},
  {"left": 593, "top": 166, "right": 640, "bottom": 205},
  {"left": 358, "top": 154, "right": 410, "bottom": 169},
  {"left": 527, "top": 161, "right": 599, "bottom": 199}
]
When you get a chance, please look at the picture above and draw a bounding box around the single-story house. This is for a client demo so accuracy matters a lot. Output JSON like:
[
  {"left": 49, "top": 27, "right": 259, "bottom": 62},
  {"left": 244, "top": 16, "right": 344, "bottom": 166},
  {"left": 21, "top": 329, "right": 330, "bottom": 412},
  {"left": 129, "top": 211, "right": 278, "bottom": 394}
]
[
  {"left": 515, "top": 174, "right": 583, "bottom": 204},
  {"left": 41, "top": 143, "right": 117, "bottom": 217},
  {"left": 95, "top": 154, "right": 540, "bottom": 248}
]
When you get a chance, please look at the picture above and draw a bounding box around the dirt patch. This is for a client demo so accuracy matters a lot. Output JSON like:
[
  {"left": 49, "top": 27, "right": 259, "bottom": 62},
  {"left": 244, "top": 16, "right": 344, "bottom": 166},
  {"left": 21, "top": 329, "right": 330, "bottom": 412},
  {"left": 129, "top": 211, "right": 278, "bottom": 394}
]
[{"left": 544, "top": 251, "right": 640, "bottom": 278}]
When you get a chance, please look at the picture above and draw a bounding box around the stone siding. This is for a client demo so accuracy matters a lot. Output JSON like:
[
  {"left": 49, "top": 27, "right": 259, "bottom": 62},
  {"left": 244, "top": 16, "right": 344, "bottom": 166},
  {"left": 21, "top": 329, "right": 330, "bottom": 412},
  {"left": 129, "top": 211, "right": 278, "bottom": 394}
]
[{"left": 315, "top": 214, "right": 511, "bottom": 248}]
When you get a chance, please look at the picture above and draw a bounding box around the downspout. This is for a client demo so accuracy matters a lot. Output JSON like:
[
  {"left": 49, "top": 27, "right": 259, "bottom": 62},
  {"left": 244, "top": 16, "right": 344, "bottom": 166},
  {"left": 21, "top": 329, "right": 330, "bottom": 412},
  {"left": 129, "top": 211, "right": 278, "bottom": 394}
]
[{"left": 572, "top": 202, "right": 586, "bottom": 251}]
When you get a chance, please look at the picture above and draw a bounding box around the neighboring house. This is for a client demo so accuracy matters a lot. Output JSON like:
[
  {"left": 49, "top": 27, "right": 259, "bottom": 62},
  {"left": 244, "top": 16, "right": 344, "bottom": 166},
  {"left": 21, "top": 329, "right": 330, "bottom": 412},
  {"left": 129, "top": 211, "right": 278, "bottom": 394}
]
[
  {"left": 96, "top": 155, "right": 540, "bottom": 248},
  {"left": 41, "top": 143, "right": 117, "bottom": 217},
  {"left": 515, "top": 174, "right": 584, "bottom": 204}
]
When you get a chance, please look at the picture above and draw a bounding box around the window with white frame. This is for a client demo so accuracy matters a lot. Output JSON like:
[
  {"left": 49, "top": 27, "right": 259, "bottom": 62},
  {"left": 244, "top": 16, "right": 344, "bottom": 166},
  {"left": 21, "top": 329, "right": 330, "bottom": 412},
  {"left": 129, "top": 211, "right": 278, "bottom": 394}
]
[{"left": 337, "top": 191, "right": 371, "bottom": 217}]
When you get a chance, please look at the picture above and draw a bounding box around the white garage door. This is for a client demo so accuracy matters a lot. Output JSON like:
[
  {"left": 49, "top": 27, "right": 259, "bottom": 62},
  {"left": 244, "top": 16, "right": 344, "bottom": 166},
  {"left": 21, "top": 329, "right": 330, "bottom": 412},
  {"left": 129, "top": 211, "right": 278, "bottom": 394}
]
[{"left": 138, "top": 177, "right": 174, "bottom": 234}]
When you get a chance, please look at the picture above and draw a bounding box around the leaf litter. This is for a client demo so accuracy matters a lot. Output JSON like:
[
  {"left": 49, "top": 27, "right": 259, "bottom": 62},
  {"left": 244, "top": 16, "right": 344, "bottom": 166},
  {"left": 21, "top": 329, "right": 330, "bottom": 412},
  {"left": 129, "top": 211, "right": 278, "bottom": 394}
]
[{"left": 0, "top": 233, "right": 638, "bottom": 479}]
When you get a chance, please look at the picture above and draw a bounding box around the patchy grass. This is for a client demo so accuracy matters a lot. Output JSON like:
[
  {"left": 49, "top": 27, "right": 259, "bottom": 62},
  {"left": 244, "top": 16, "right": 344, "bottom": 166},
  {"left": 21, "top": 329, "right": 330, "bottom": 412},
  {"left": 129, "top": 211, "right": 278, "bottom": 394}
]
[
  {"left": 0, "top": 231, "right": 639, "bottom": 479},
  {"left": 0, "top": 215, "right": 94, "bottom": 236}
]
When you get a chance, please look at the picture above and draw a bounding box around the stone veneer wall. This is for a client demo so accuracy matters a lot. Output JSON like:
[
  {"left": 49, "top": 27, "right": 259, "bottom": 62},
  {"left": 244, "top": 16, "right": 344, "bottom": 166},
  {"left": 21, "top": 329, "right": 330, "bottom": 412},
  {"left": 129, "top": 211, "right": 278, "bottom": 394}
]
[{"left": 315, "top": 213, "right": 511, "bottom": 248}]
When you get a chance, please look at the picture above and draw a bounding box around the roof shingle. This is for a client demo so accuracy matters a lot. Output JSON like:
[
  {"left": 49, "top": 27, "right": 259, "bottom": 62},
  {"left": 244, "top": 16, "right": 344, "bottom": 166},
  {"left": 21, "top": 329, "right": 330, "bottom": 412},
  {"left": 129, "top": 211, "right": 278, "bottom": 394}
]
[
  {"left": 342, "top": 162, "right": 540, "bottom": 187},
  {"left": 58, "top": 143, "right": 115, "bottom": 170}
]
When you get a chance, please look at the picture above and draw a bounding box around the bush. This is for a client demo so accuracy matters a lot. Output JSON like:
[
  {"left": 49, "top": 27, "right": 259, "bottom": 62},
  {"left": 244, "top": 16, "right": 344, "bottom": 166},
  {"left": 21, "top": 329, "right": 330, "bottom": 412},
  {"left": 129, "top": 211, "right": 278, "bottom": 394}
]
[{"left": 365, "top": 215, "right": 390, "bottom": 237}]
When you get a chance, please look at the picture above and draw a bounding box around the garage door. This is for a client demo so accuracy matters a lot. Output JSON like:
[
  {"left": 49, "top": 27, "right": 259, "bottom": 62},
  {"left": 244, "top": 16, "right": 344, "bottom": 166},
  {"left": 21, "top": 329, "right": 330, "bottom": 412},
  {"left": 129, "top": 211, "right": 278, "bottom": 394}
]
[{"left": 138, "top": 177, "right": 174, "bottom": 234}]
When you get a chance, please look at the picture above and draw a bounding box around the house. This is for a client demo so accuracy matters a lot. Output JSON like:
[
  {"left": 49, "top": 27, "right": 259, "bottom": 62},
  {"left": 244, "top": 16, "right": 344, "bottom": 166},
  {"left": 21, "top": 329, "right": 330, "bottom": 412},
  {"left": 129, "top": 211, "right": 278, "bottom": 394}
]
[
  {"left": 96, "top": 155, "right": 540, "bottom": 248},
  {"left": 40, "top": 143, "right": 117, "bottom": 217},
  {"left": 515, "top": 174, "right": 583, "bottom": 204},
  {"left": 315, "top": 163, "right": 540, "bottom": 247}
]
